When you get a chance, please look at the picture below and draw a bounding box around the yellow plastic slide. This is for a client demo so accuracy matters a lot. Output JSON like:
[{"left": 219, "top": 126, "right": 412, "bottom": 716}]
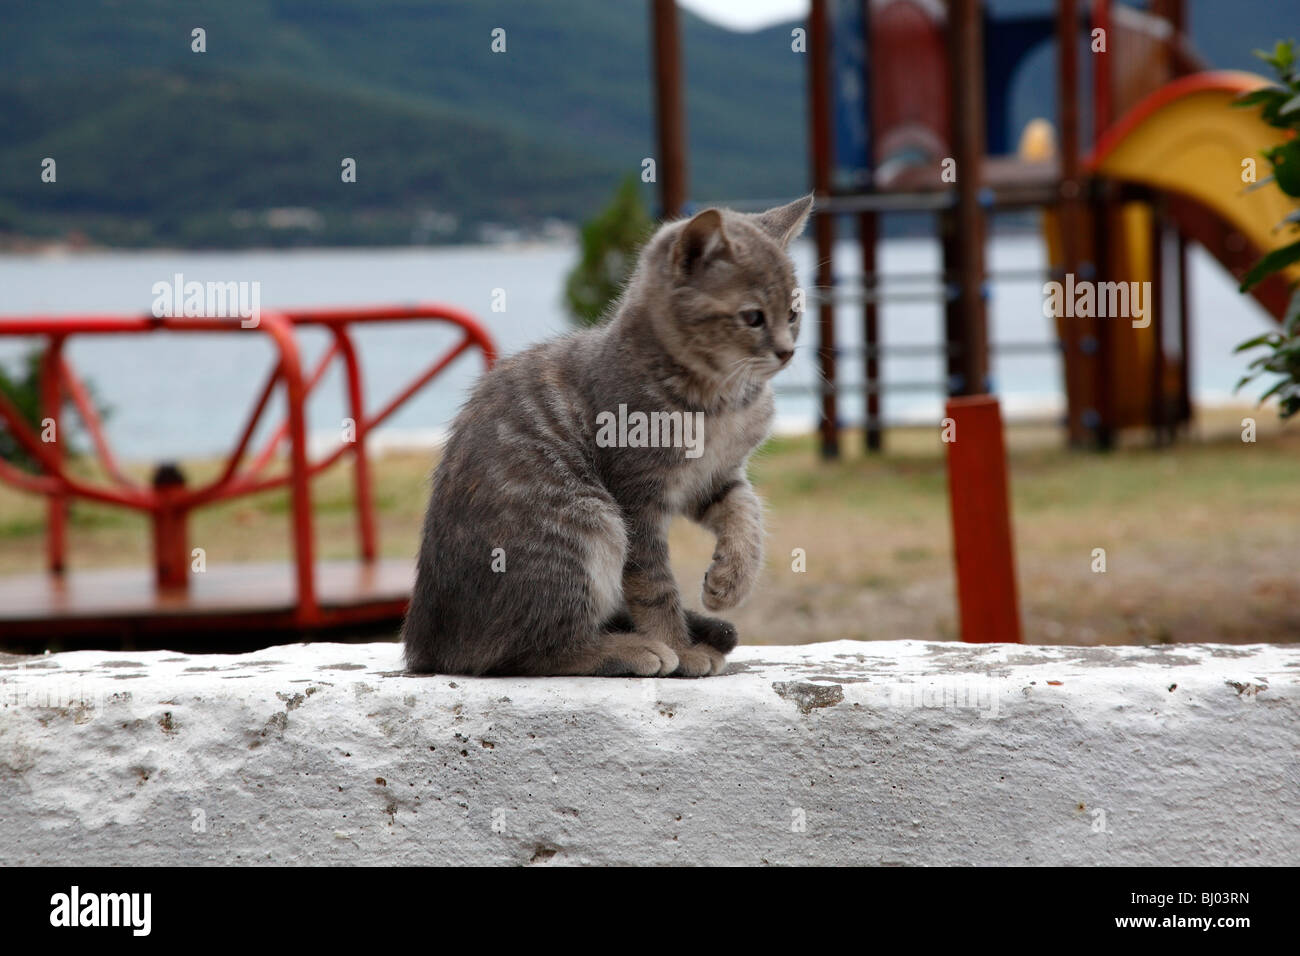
[
  {"left": 1033, "top": 71, "right": 1298, "bottom": 428},
  {"left": 1088, "top": 70, "right": 1300, "bottom": 296}
]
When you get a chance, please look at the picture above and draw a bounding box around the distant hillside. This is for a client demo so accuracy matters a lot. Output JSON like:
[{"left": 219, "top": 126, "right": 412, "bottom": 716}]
[
  {"left": 0, "top": 0, "right": 803, "bottom": 247},
  {"left": 0, "top": 0, "right": 1295, "bottom": 248}
]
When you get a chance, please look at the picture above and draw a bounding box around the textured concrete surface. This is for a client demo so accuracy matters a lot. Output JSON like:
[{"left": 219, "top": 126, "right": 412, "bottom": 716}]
[{"left": 1, "top": 639, "right": 1296, "bottom": 865}]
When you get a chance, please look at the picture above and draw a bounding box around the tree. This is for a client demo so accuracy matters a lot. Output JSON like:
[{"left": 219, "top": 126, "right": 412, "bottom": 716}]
[
  {"left": 0, "top": 350, "right": 48, "bottom": 470},
  {"left": 0, "top": 349, "right": 103, "bottom": 470},
  {"left": 563, "top": 177, "right": 654, "bottom": 327}
]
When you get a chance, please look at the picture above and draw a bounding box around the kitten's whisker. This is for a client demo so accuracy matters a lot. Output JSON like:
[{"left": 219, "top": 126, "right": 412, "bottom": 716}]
[{"left": 717, "top": 356, "right": 759, "bottom": 395}]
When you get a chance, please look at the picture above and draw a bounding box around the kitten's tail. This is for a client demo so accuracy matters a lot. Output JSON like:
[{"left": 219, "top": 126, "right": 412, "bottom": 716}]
[{"left": 400, "top": 592, "right": 438, "bottom": 673}]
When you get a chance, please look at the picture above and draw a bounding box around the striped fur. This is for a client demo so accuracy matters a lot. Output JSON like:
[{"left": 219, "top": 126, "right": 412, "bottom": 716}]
[{"left": 402, "top": 196, "right": 812, "bottom": 676}]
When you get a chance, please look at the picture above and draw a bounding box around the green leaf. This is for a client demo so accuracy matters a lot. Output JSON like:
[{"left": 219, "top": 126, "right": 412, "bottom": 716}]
[
  {"left": 1234, "top": 333, "right": 1277, "bottom": 352},
  {"left": 1284, "top": 288, "right": 1300, "bottom": 336},
  {"left": 1281, "top": 94, "right": 1300, "bottom": 116},
  {"left": 1269, "top": 335, "right": 1300, "bottom": 354},
  {"left": 1256, "top": 40, "right": 1298, "bottom": 74},
  {"left": 1277, "top": 39, "right": 1297, "bottom": 71},
  {"left": 1234, "top": 86, "right": 1287, "bottom": 109},
  {"left": 1272, "top": 141, "right": 1300, "bottom": 196},
  {"left": 1257, "top": 377, "right": 1291, "bottom": 402},
  {"left": 1240, "top": 241, "right": 1300, "bottom": 292}
]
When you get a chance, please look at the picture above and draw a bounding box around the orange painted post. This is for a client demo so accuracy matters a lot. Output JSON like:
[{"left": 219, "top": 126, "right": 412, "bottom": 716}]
[
  {"left": 944, "top": 395, "right": 1022, "bottom": 643},
  {"left": 151, "top": 464, "right": 189, "bottom": 590}
]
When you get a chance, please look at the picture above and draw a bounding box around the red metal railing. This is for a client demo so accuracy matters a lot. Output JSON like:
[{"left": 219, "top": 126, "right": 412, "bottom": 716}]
[{"left": 0, "top": 305, "right": 496, "bottom": 628}]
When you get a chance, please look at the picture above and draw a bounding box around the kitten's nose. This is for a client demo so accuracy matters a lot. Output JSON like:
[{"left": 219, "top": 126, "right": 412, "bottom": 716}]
[{"left": 774, "top": 347, "right": 794, "bottom": 365}]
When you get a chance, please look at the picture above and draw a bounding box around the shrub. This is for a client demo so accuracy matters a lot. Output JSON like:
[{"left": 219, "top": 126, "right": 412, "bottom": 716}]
[
  {"left": 0, "top": 349, "right": 104, "bottom": 470},
  {"left": 1234, "top": 40, "right": 1300, "bottom": 418},
  {"left": 563, "top": 176, "right": 654, "bottom": 327}
]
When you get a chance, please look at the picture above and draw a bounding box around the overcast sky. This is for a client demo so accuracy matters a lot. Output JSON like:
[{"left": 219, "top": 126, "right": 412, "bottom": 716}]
[{"left": 678, "top": 0, "right": 807, "bottom": 31}]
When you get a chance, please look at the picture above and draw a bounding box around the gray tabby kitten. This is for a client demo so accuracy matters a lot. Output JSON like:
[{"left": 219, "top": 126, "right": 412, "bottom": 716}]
[{"left": 402, "top": 195, "right": 812, "bottom": 677}]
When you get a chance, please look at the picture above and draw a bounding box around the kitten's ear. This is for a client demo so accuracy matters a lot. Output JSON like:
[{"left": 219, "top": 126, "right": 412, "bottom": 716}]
[
  {"left": 672, "top": 208, "right": 731, "bottom": 278},
  {"left": 753, "top": 193, "right": 814, "bottom": 248}
]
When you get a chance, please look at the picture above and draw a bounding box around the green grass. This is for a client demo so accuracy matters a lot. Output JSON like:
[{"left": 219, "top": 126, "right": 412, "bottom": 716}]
[{"left": 1, "top": 407, "right": 1297, "bottom": 645}]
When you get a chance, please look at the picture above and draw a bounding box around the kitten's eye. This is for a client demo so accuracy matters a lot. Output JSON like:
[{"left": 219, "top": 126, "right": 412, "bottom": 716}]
[
  {"left": 789, "top": 310, "right": 800, "bottom": 324},
  {"left": 740, "top": 309, "right": 765, "bottom": 328}
]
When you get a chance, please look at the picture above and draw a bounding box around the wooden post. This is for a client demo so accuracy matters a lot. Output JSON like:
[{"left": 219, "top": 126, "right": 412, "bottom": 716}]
[
  {"left": 946, "top": 0, "right": 988, "bottom": 397},
  {"left": 650, "top": 0, "right": 688, "bottom": 218},
  {"left": 1056, "top": 0, "right": 1080, "bottom": 238},
  {"left": 941, "top": 209, "right": 963, "bottom": 392},
  {"left": 1160, "top": 0, "right": 1193, "bottom": 430},
  {"left": 944, "top": 396, "right": 1022, "bottom": 643},
  {"left": 1090, "top": 0, "right": 1118, "bottom": 450},
  {"left": 1176, "top": 232, "right": 1192, "bottom": 427},
  {"left": 1092, "top": 0, "right": 1112, "bottom": 142},
  {"left": 1091, "top": 0, "right": 1115, "bottom": 449},
  {"left": 809, "top": 0, "right": 839, "bottom": 458},
  {"left": 1092, "top": 184, "right": 1116, "bottom": 450},
  {"left": 1149, "top": 198, "right": 1167, "bottom": 444},
  {"left": 1154, "top": 0, "right": 1186, "bottom": 37},
  {"left": 861, "top": 211, "right": 882, "bottom": 451},
  {"left": 1056, "top": 0, "right": 1089, "bottom": 446}
]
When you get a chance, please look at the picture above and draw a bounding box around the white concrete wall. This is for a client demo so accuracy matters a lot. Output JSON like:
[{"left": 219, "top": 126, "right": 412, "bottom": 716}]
[{"left": 1, "top": 639, "right": 1296, "bottom": 865}]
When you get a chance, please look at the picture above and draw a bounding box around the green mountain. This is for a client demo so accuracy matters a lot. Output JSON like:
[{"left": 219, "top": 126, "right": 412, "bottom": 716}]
[
  {"left": 0, "top": 0, "right": 803, "bottom": 247},
  {"left": 0, "top": 0, "right": 1295, "bottom": 248}
]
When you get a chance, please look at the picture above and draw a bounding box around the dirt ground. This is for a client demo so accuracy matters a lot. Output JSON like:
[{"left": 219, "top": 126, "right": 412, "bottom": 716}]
[{"left": 1, "top": 404, "right": 1296, "bottom": 646}]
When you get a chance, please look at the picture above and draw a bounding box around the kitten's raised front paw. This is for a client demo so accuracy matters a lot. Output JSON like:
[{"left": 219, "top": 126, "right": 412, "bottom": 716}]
[
  {"left": 686, "top": 610, "right": 739, "bottom": 653},
  {"left": 670, "top": 644, "right": 727, "bottom": 678},
  {"left": 702, "top": 549, "right": 757, "bottom": 611}
]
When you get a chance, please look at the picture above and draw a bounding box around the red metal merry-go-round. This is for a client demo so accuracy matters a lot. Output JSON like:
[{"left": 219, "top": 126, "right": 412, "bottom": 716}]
[{"left": 0, "top": 305, "right": 495, "bottom": 651}]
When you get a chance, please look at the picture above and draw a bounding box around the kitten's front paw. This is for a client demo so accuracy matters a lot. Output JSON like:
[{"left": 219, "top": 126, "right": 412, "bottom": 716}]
[
  {"left": 670, "top": 644, "right": 727, "bottom": 678},
  {"left": 596, "top": 636, "right": 679, "bottom": 677},
  {"left": 702, "top": 548, "right": 757, "bottom": 611},
  {"left": 686, "top": 610, "right": 739, "bottom": 653}
]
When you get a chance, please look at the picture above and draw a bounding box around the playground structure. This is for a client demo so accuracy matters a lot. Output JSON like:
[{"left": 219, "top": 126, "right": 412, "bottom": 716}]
[
  {"left": 806, "top": 0, "right": 1300, "bottom": 640},
  {"left": 803, "top": 0, "right": 1300, "bottom": 456},
  {"left": 653, "top": 1, "right": 1300, "bottom": 457},
  {"left": 806, "top": 0, "right": 1300, "bottom": 639},
  {"left": 0, "top": 306, "right": 495, "bottom": 648}
]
